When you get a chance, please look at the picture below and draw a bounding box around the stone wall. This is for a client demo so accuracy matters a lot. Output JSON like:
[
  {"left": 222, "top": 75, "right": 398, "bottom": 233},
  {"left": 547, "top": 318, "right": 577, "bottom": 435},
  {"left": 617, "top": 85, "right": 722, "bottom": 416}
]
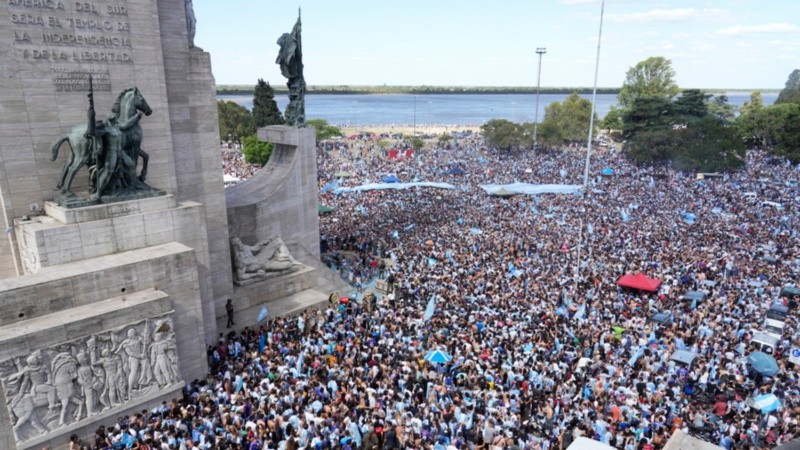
[
  {"left": 0, "top": 242, "right": 205, "bottom": 449},
  {"left": 226, "top": 126, "right": 320, "bottom": 266}
]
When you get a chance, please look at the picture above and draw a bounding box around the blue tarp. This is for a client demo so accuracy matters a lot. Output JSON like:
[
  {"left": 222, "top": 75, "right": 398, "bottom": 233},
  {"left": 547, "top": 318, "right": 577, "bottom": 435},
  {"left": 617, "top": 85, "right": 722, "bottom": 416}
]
[
  {"left": 446, "top": 167, "right": 466, "bottom": 175},
  {"left": 334, "top": 182, "right": 456, "bottom": 194},
  {"left": 382, "top": 175, "right": 401, "bottom": 183},
  {"left": 479, "top": 182, "right": 583, "bottom": 196},
  {"left": 601, "top": 167, "right": 614, "bottom": 176}
]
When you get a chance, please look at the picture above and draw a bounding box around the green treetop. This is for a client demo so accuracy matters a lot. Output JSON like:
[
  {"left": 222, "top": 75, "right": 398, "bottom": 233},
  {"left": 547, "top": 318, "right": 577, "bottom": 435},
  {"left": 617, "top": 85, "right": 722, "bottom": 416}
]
[
  {"left": 252, "top": 79, "right": 284, "bottom": 128},
  {"left": 776, "top": 69, "right": 800, "bottom": 105},
  {"left": 618, "top": 57, "right": 680, "bottom": 109}
]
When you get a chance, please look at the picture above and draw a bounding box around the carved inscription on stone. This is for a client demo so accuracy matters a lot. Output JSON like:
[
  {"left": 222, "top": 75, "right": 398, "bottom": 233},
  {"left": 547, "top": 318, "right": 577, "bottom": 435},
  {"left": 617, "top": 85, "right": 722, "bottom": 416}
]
[
  {"left": 51, "top": 67, "right": 111, "bottom": 91},
  {"left": 7, "top": 0, "right": 134, "bottom": 90},
  {"left": 106, "top": 202, "right": 140, "bottom": 217},
  {"left": 0, "top": 314, "right": 182, "bottom": 444}
]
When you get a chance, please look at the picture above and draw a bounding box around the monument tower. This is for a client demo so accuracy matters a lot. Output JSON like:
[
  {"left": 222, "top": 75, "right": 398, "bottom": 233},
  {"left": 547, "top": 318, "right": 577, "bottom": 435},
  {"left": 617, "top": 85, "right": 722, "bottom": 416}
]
[
  {"left": 0, "top": 0, "right": 230, "bottom": 447},
  {"left": 0, "top": 2, "right": 333, "bottom": 446}
]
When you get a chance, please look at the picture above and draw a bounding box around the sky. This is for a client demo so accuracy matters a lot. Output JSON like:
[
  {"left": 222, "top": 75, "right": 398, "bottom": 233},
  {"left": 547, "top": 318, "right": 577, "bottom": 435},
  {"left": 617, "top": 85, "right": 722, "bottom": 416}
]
[{"left": 194, "top": 0, "right": 799, "bottom": 90}]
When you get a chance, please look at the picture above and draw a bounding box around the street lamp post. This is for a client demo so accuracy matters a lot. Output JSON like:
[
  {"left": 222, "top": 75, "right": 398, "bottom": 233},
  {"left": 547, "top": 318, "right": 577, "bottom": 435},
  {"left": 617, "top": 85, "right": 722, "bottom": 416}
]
[
  {"left": 413, "top": 96, "right": 416, "bottom": 137},
  {"left": 533, "top": 47, "right": 546, "bottom": 151}
]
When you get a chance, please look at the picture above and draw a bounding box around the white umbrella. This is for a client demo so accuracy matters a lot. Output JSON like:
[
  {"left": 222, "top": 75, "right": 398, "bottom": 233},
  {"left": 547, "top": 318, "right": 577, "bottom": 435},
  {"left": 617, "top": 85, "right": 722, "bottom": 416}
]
[{"left": 753, "top": 393, "right": 781, "bottom": 413}]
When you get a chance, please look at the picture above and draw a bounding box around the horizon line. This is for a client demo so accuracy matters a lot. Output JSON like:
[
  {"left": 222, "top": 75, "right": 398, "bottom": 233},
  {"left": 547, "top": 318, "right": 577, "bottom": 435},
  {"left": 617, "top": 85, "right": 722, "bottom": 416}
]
[{"left": 216, "top": 84, "right": 781, "bottom": 91}]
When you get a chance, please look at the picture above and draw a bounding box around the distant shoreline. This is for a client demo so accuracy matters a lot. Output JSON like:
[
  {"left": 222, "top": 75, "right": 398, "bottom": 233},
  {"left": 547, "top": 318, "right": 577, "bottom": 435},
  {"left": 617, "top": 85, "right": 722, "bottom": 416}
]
[{"left": 217, "top": 85, "right": 780, "bottom": 96}]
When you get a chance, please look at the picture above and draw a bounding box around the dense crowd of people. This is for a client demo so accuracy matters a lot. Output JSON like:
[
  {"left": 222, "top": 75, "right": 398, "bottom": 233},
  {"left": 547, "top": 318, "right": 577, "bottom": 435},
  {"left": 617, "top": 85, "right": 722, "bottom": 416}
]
[
  {"left": 72, "top": 133, "right": 799, "bottom": 450},
  {"left": 222, "top": 142, "right": 261, "bottom": 182}
]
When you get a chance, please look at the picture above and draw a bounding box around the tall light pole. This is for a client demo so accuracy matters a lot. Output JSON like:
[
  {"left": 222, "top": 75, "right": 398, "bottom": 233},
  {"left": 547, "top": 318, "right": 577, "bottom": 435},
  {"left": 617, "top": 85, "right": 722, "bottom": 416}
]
[
  {"left": 413, "top": 96, "right": 417, "bottom": 137},
  {"left": 576, "top": 0, "right": 606, "bottom": 285},
  {"left": 533, "top": 47, "right": 546, "bottom": 151},
  {"left": 582, "top": 0, "right": 605, "bottom": 193}
]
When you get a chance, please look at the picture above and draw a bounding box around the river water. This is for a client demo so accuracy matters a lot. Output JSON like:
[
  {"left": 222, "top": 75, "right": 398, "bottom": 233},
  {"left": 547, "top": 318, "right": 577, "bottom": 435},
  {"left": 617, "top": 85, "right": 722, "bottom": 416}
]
[{"left": 218, "top": 92, "right": 777, "bottom": 127}]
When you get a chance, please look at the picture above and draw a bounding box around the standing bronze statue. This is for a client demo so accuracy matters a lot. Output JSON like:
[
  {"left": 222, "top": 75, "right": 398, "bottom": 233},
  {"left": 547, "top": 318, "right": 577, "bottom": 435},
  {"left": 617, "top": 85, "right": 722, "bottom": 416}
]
[
  {"left": 185, "top": 0, "right": 196, "bottom": 48},
  {"left": 276, "top": 10, "right": 305, "bottom": 126}
]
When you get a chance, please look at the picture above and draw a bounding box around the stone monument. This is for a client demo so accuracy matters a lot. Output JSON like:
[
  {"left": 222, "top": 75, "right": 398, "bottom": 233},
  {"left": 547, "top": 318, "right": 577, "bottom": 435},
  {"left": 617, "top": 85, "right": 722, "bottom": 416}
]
[
  {"left": 0, "top": 0, "right": 236, "bottom": 447},
  {"left": 0, "top": 3, "right": 336, "bottom": 447}
]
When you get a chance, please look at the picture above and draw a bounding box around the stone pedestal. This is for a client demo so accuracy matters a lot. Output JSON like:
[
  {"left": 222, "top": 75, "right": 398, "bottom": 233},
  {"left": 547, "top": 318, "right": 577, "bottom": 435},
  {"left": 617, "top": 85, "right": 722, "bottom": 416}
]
[
  {"left": 14, "top": 195, "right": 205, "bottom": 276},
  {"left": 52, "top": 187, "right": 168, "bottom": 209}
]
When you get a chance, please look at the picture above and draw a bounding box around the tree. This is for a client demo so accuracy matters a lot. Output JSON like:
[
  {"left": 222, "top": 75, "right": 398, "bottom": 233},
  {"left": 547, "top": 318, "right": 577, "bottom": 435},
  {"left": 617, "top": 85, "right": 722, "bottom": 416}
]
[
  {"left": 481, "top": 119, "right": 529, "bottom": 151},
  {"left": 438, "top": 133, "right": 454, "bottom": 144},
  {"left": 735, "top": 96, "right": 793, "bottom": 148},
  {"left": 776, "top": 69, "right": 800, "bottom": 105},
  {"left": 241, "top": 134, "right": 274, "bottom": 166},
  {"left": 600, "top": 105, "right": 623, "bottom": 131},
  {"left": 673, "top": 89, "right": 709, "bottom": 123},
  {"left": 621, "top": 96, "right": 673, "bottom": 140},
  {"left": 618, "top": 57, "right": 680, "bottom": 109},
  {"left": 407, "top": 136, "right": 426, "bottom": 150},
  {"left": 670, "top": 118, "right": 745, "bottom": 172},
  {"left": 623, "top": 127, "right": 675, "bottom": 168},
  {"left": 772, "top": 103, "right": 800, "bottom": 162},
  {"left": 737, "top": 103, "right": 800, "bottom": 159},
  {"left": 306, "top": 119, "right": 343, "bottom": 142},
  {"left": 706, "top": 94, "right": 736, "bottom": 122},
  {"left": 538, "top": 93, "right": 596, "bottom": 145},
  {"left": 622, "top": 94, "right": 744, "bottom": 172},
  {"left": 217, "top": 100, "right": 255, "bottom": 143},
  {"left": 252, "top": 79, "right": 284, "bottom": 127}
]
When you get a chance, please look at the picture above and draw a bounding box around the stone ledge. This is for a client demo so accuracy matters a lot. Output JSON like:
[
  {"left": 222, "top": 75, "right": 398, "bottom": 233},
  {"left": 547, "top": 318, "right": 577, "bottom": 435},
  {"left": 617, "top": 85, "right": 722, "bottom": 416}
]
[
  {"left": 16, "top": 200, "right": 200, "bottom": 273},
  {"left": 0, "top": 288, "right": 170, "bottom": 349},
  {"left": 0, "top": 242, "right": 194, "bottom": 295},
  {"left": 221, "top": 288, "right": 328, "bottom": 332},
  {"left": 232, "top": 265, "right": 317, "bottom": 310},
  {"left": 258, "top": 125, "right": 300, "bottom": 146},
  {"left": 44, "top": 194, "right": 177, "bottom": 225}
]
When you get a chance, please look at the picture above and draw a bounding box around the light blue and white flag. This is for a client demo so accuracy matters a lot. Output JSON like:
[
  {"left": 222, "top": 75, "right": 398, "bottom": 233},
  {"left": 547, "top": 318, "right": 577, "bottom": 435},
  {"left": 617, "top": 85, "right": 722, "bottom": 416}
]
[
  {"left": 573, "top": 303, "right": 587, "bottom": 320},
  {"left": 257, "top": 306, "right": 269, "bottom": 323},
  {"left": 423, "top": 295, "right": 437, "bottom": 322}
]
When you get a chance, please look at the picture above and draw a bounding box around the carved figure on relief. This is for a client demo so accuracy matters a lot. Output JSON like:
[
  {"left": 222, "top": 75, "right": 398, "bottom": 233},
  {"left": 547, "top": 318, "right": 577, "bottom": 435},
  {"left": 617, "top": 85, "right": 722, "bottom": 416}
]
[
  {"left": 0, "top": 317, "right": 181, "bottom": 443},
  {"left": 4, "top": 351, "right": 52, "bottom": 441},
  {"left": 149, "top": 320, "right": 179, "bottom": 387},
  {"left": 50, "top": 346, "right": 83, "bottom": 426},
  {"left": 114, "top": 328, "right": 145, "bottom": 394},
  {"left": 231, "top": 236, "right": 303, "bottom": 285}
]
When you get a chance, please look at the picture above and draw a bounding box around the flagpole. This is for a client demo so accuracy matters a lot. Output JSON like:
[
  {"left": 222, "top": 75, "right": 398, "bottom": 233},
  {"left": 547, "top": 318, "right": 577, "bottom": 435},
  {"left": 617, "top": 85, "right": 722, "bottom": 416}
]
[
  {"left": 576, "top": 0, "right": 605, "bottom": 286},
  {"left": 582, "top": 0, "right": 605, "bottom": 192}
]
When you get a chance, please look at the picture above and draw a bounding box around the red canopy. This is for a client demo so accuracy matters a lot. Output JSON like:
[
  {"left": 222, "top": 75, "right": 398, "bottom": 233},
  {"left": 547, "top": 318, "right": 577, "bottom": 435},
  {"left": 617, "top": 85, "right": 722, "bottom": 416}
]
[{"left": 616, "top": 273, "right": 662, "bottom": 292}]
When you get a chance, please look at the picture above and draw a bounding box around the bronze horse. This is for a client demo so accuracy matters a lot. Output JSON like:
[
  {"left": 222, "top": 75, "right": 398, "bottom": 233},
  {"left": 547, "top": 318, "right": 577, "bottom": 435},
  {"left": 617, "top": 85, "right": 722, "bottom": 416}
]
[{"left": 50, "top": 87, "right": 152, "bottom": 198}]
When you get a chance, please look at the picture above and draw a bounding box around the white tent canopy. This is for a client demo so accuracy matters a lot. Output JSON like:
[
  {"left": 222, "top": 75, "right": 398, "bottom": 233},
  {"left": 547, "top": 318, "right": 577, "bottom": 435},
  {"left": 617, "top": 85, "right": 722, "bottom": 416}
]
[
  {"left": 662, "top": 430, "right": 723, "bottom": 450},
  {"left": 479, "top": 182, "right": 583, "bottom": 196},
  {"left": 334, "top": 182, "right": 456, "bottom": 194},
  {"left": 566, "top": 437, "right": 617, "bottom": 450}
]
